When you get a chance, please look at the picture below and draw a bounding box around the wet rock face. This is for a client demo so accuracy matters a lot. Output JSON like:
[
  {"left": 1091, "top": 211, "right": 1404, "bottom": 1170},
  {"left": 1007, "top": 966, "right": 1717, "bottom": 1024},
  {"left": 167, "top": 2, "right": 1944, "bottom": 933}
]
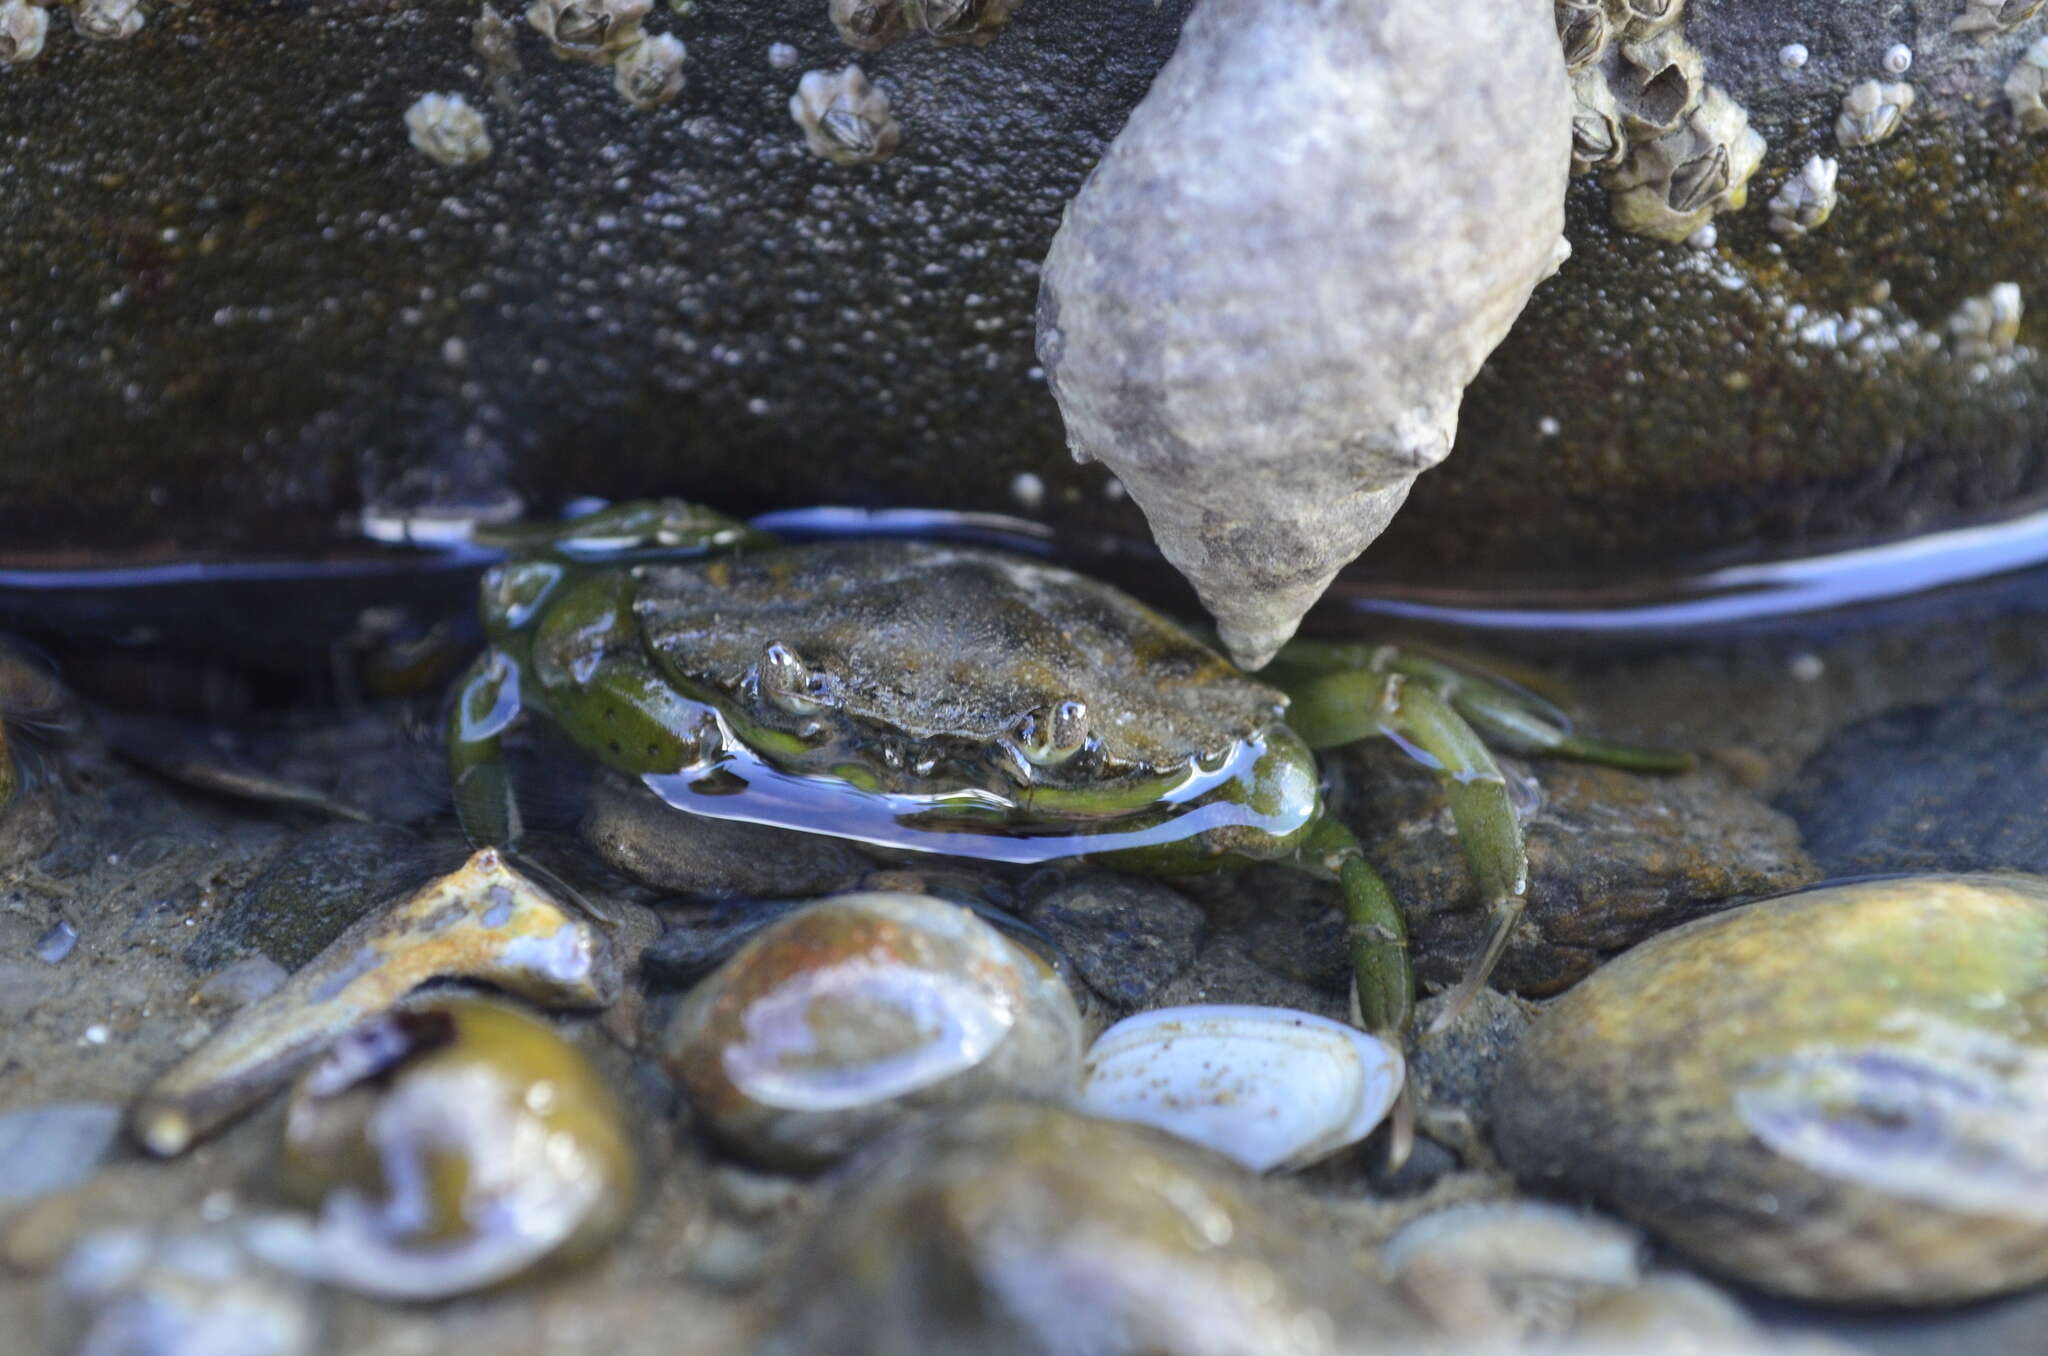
[
  {"left": 1778, "top": 690, "right": 2048, "bottom": 877},
  {"left": 1338, "top": 742, "right": 1817, "bottom": 996},
  {"left": 1, "top": 0, "right": 2043, "bottom": 590}
]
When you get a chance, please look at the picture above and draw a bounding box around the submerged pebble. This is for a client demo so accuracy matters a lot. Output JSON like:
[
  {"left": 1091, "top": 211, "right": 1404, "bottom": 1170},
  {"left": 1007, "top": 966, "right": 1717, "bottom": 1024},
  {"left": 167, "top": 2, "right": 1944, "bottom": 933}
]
[
  {"left": 0, "top": 1103, "right": 122, "bottom": 1205},
  {"left": 1492, "top": 874, "right": 2048, "bottom": 1303},
  {"left": 662, "top": 892, "right": 1081, "bottom": 1168},
  {"left": 48, "top": 1222, "right": 324, "bottom": 1356},
  {"left": 761, "top": 1102, "right": 1422, "bottom": 1355},
  {"left": 1078, "top": 1005, "right": 1402, "bottom": 1173}
]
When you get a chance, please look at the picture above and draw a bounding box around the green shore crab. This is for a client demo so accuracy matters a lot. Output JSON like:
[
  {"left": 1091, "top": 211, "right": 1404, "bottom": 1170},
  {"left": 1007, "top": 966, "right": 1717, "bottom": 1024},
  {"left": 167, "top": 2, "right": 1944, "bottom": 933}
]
[{"left": 449, "top": 500, "right": 1685, "bottom": 1039}]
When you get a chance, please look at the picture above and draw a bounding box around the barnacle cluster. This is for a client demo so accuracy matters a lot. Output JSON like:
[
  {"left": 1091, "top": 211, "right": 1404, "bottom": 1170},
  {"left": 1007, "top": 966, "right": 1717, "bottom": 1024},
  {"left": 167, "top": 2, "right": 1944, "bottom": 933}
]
[
  {"left": 790, "top": 63, "right": 901, "bottom": 165},
  {"left": 523, "top": 0, "right": 688, "bottom": 112},
  {"left": 1953, "top": 0, "right": 2047, "bottom": 42},
  {"left": 2007, "top": 37, "right": 2048, "bottom": 130},
  {"left": 1556, "top": 0, "right": 1766, "bottom": 242},
  {"left": 828, "top": 0, "right": 1020, "bottom": 52}
]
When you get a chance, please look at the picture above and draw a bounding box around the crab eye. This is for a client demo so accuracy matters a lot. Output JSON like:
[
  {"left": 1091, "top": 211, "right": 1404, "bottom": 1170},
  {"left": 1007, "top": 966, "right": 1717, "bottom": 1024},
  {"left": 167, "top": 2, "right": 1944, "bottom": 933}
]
[
  {"left": 1012, "top": 698, "right": 1088, "bottom": 767},
  {"left": 760, "top": 642, "right": 836, "bottom": 716}
]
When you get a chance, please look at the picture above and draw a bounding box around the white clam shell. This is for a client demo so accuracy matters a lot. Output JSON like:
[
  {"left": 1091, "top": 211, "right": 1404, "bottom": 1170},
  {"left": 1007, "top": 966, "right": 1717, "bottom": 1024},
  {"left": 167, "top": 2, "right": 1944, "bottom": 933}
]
[{"left": 1077, "top": 1005, "right": 1403, "bottom": 1172}]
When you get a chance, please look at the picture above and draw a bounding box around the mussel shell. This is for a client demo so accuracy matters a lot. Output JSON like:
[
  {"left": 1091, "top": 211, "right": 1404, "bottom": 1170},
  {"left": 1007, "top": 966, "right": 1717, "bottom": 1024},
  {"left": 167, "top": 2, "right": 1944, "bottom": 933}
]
[
  {"left": 1077, "top": 1004, "right": 1402, "bottom": 1172},
  {"left": 1492, "top": 874, "right": 2048, "bottom": 1303}
]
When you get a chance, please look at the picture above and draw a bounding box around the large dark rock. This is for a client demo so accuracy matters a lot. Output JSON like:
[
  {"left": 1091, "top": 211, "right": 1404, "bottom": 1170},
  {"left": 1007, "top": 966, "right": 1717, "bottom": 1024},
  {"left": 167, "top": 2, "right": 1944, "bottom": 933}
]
[{"left": 1, "top": 0, "right": 2043, "bottom": 588}]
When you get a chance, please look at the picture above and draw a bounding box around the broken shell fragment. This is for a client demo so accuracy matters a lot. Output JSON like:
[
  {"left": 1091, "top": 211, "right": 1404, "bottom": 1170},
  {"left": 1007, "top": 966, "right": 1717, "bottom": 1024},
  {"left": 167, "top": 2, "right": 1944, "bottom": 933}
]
[
  {"left": 1077, "top": 1005, "right": 1402, "bottom": 1173},
  {"left": 0, "top": 0, "right": 49, "bottom": 64},
  {"left": 1768, "top": 154, "right": 1839, "bottom": 237},
  {"left": 789, "top": 64, "right": 901, "bottom": 166},
  {"left": 253, "top": 997, "right": 637, "bottom": 1300},
  {"left": 130, "top": 849, "right": 615, "bottom": 1157},
  {"left": 2006, "top": 37, "right": 2048, "bottom": 131},
  {"left": 661, "top": 892, "right": 1083, "bottom": 1169},
  {"left": 1835, "top": 79, "right": 1914, "bottom": 148},
  {"left": 1492, "top": 874, "right": 2048, "bottom": 1304},
  {"left": 614, "top": 33, "right": 686, "bottom": 110},
  {"left": 1035, "top": 0, "right": 1570, "bottom": 667},
  {"left": 404, "top": 93, "right": 492, "bottom": 168}
]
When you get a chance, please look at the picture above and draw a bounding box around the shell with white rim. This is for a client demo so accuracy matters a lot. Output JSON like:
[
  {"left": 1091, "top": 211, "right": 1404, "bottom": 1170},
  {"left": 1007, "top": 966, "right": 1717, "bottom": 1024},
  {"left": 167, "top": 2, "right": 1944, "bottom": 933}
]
[
  {"left": 660, "top": 891, "right": 1083, "bottom": 1168},
  {"left": 1077, "top": 1004, "right": 1403, "bottom": 1172}
]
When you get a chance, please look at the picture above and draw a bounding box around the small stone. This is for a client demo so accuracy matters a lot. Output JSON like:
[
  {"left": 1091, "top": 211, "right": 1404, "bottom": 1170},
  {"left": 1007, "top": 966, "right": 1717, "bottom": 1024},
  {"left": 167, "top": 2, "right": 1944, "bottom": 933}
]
[
  {"left": 0, "top": 1104, "right": 122, "bottom": 1204},
  {"left": 33, "top": 918, "right": 77, "bottom": 964},
  {"left": 1021, "top": 873, "right": 1202, "bottom": 1011},
  {"left": 583, "top": 769, "right": 867, "bottom": 899},
  {"left": 761, "top": 1104, "right": 1422, "bottom": 1354}
]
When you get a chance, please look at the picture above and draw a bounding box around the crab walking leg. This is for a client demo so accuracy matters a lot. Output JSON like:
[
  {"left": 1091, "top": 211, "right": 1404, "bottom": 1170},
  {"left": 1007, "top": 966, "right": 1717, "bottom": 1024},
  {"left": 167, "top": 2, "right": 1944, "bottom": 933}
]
[
  {"left": 1298, "top": 816, "right": 1412, "bottom": 1036},
  {"left": 449, "top": 650, "right": 525, "bottom": 851},
  {"left": 1299, "top": 815, "right": 1416, "bottom": 1169},
  {"left": 1283, "top": 669, "right": 1528, "bottom": 1034},
  {"left": 1273, "top": 642, "right": 1693, "bottom": 773}
]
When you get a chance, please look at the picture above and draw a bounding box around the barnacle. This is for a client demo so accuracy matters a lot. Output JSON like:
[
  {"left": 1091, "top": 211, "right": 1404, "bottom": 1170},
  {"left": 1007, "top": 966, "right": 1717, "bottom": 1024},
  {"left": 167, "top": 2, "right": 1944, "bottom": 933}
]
[
  {"left": 1948, "top": 283, "right": 2023, "bottom": 360},
  {"left": 1608, "top": 86, "right": 1765, "bottom": 242},
  {"left": 615, "top": 32, "right": 686, "bottom": 110},
  {"left": 1952, "top": 0, "right": 2046, "bottom": 41},
  {"left": 1570, "top": 67, "right": 1628, "bottom": 172},
  {"left": 1619, "top": 0, "right": 1682, "bottom": 37},
  {"left": 2007, "top": 37, "right": 2048, "bottom": 131},
  {"left": 1615, "top": 29, "right": 1704, "bottom": 136},
  {"left": 1769, "top": 155, "right": 1839, "bottom": 236},
  {"left": 1836, "top": 80, "right": 1914, "bottom": 148},
  {"left": 0, "top": 0, "right": 48, "bottom": 63},
  {"left": 404, "top": 93, "right": 492, "bottom": 168},
  {"left": 901, "top": 0, "right": 1019, "bottom": 45},
  {"left": 525, "top": 0, "right": 650, "bottom": 64},
  {"left": 790, "top": 64, "right": 901, "bottom": 165},
  {"left": 73, "top": 0, "right": 144, "bottom": 42},
  {"left": 830, "top": 0, "right": 907, "bottom": 51},
  {"left": 1555, "top": 0, "right": 1611, "bottom": 73}
]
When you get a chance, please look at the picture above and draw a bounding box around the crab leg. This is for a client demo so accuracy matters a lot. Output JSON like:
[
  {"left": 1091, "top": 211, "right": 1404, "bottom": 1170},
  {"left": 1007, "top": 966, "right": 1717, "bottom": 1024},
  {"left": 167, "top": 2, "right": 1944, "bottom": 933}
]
[
  {"left": 1273, "top": 641, "right": 1692, "bottom": 772},
  {"left": 1282, "top": 668, "right": 1526, "bottom": 1034},
  {"left": 449, "top": 650, "right": 526, "bottom": 850}
]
